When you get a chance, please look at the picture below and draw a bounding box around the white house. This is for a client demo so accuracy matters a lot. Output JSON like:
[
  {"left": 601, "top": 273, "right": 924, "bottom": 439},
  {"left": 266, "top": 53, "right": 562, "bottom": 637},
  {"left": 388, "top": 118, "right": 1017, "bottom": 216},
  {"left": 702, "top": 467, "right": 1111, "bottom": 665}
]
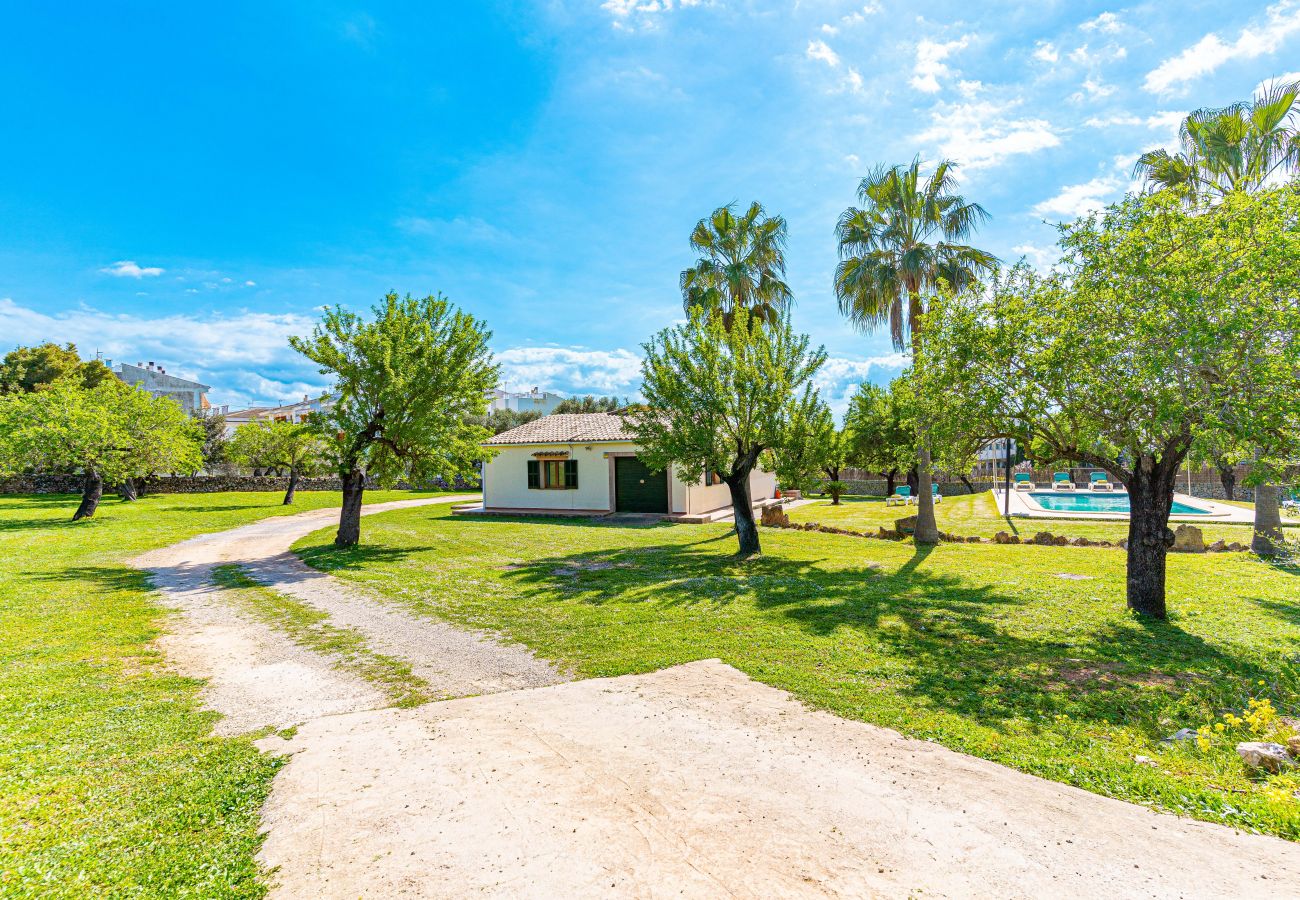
[
  {"left": 487, "top": 387, "right": 565, "bottom": 415},
  {"left": 222, "top": 394, "right": 335, "bottom": 437},
  {"left": 471, "top": 413, "right": 777, "bottom": 520}
]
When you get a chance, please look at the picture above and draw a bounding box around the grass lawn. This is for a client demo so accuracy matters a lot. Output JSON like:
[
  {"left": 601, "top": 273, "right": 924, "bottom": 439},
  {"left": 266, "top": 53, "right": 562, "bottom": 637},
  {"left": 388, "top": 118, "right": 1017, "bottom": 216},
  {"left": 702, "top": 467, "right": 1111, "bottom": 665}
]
[
  {"left": 297, "top": 504, "right": 1300, "bottom": 840},
  {"left": 0, "top": 489, "right": 457, "bottom": 898},
  {"left": 792, "top": 490, "right": 1300, "bottom": 545}
]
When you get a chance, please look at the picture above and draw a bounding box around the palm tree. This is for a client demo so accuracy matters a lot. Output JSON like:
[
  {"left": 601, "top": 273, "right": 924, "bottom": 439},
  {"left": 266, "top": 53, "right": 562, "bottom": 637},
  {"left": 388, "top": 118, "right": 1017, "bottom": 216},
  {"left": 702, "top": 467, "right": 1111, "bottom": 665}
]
[
  {"left": 1135, "top": 79, "right": 1300, "bottom": 203},
  {"left": 681, "top": 202, "right": 793, "bottom": 327},
  {"left": 835, "top": 157, "right": 995, "bottom": 544},
  {"left": 1136, "top": 79, "right": 1300, "bottom": 555}
]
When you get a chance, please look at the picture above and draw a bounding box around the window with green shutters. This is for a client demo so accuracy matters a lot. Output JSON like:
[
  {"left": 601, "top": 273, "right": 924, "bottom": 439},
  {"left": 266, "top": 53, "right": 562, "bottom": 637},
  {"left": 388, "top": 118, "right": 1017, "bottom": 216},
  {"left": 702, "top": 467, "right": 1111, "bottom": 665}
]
[{"left": 528, "top": 458, "right": 578, "bottom": 489}]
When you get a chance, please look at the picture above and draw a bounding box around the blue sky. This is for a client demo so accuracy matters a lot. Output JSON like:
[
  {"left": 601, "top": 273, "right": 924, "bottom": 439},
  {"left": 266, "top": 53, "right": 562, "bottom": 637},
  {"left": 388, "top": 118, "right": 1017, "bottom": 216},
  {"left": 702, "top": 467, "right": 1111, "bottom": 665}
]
[{"left": 2, "top": 1, "right": 1297, "bottom": 413}]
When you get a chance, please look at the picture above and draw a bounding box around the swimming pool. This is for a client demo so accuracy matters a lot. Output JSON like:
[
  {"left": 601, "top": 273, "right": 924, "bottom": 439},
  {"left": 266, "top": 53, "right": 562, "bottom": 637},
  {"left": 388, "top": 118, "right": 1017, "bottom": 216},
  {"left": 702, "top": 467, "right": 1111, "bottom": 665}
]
[{"left": 1028, "top": 491, "right": 1213, "bottom": 516}]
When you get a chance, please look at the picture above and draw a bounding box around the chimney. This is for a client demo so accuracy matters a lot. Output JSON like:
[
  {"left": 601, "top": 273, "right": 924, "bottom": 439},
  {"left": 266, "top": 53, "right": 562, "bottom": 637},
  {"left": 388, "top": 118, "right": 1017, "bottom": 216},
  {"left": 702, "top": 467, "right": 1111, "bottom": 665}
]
[
  {"left": 147, "top": 361, "right": 155, "bottom": 369},
  {"left": 137, "top": 362, "right": 143, "bottom": 368}
]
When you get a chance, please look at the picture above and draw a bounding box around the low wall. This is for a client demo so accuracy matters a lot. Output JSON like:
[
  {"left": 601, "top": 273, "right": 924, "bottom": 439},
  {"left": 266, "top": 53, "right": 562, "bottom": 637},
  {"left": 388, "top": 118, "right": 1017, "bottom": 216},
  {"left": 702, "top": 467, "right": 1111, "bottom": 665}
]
[
  {"left": 839, "top": 480, "right": 1001, "bottom": 497},
  {"left": 0, "top": 474, "right": 481, "bottom": 495}
]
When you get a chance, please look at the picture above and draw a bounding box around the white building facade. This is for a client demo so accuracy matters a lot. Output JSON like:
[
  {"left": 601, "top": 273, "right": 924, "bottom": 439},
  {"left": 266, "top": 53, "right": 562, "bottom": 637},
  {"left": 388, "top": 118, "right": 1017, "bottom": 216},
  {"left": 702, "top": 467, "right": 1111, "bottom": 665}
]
[
  {"left": 478, "top": 414, "right": 776, "bottom": 518},
  {"left": 487, "top": 387, "right": 566, "bottom": 415},
  {"left": 113, "top": 361, "right": 210, "bottom": 414}
]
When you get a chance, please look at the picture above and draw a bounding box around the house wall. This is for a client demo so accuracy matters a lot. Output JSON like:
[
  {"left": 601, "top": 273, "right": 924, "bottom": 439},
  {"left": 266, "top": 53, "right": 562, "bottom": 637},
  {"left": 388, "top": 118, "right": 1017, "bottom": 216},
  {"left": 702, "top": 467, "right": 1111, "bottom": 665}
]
[
  {"left": 483, "top": 442, "right": 776, "bottom": 515},
  {"left": 483, "top": 442, "right": 629, "bottom": 512}
]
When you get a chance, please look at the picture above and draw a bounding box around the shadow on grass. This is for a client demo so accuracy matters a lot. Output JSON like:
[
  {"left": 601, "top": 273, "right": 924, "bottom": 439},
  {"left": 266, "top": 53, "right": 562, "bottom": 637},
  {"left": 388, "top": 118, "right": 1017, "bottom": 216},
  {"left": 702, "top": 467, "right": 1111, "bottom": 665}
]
[
  {"left": 295, "top": 543, "right": 437, "bottom": 574},
  {"left": 498, "top": 538, "right": 1282, "bottom": 736}
]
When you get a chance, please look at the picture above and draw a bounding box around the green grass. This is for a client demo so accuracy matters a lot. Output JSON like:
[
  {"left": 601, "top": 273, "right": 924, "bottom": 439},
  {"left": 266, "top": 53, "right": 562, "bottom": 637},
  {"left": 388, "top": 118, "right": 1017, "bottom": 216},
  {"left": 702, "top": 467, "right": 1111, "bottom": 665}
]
[
  {"left": 210, "top": 565, "right": 436, "bottom": 708},
  {"left": 792, "top": 490, "right": 1300, "bottom": 545},
  {"left": 0, "top": 489, "right": 461, "bottom": 898},
  {"left": 296, "top": 505, "right": 1300, "bottom": 839}
]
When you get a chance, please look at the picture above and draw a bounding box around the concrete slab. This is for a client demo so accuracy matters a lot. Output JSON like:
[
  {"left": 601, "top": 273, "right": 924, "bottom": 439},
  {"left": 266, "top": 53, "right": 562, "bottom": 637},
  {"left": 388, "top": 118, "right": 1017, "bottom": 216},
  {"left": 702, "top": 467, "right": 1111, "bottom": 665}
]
[{"left": 259, "top": 659, "right": 1300, "bottom": 899}]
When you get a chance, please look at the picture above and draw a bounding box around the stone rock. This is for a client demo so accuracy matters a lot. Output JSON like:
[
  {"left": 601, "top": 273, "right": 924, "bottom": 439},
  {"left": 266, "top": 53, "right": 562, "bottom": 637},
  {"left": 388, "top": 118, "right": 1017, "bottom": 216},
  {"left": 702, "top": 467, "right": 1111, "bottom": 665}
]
[
  {"left": 1070, "top": 537, "right": 1089, "bottom": 547},
  {"left": 1237, "top": 742, "right": 1297, "bottom": 775},
  {"left": 1227, "top": 541, "right": 1246, "bottom": 552},
  {"left": 1172, "top": 524, "right": 1205, "bottom": 553},
  {"left": 895, "top": 515, "right": 917, "bottom": 535},
  {"left": 1207, "top": 539, "right": 1227, "bottom": 552},
  {"left": 1118, "top": 538, "right": 1129, "bottom": 550},
  {"left": 993, "top": 531, "right": 1011, "bottom": 544},
  {"left": 1053, "top": 535, "right": 1070, "bottom": 546},
  {"left": 1134, "top": 755, "right": 1157, "bottom": 768},
  {"left": 1163, "top": 728, "right": 1198, "bottom": 744},
  {"left": 966, "top": 535, "right": 981, "bottom": 543},
  {"left": 760, "top": 505, "right": 790, "bottom": 527},
  {"left": 1288, "top": 735, "right": 1300, "bottom": 758},
  {"left": 1032, "top": 531, "right": 1056, "bottom": 546}
]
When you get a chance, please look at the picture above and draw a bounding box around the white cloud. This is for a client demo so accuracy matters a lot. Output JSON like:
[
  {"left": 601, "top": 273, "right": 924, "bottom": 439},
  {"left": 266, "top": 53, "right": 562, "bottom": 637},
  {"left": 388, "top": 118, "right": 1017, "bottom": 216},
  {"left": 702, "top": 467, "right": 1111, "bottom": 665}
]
[
  {"left": 1032, "top": 41, "right": 1059, "bottom": 64},
  {"left": 1011, "top": 244, "right": 1056, "bottom": 271},
  {"left": 806, "top": 39, "right": 840, "bottom": 68},
  {"left": 1081, "top": 12, "right": 1122, "bottom": 34},
  {"left": 812, "top": 354, "right": 909, "bottom": 412},
  {"left": 820, "top": 23, "right": 839, "bottom": 35},
  {"left": 844, "top": 68, "right": 864, "bottom": 93},
  {"left": 911, "top": 36, "right": 971, "bottom": 93},
  {"left": 1073, "top": 77, "right": 1116, "bottom": 101},
  {"left": 1144, "top": 0, "right": 1300, "bottom": 95},
  {"left": 915, "top": 100, "right": 1060, "bottom": 170},
  {"left": 1032, "top": 176, "right": 1126, "bottom": 219},
  {"left": 1257, "top": 71, "right": 1300, "bottom": 93},
  {"left": 100, "top": 260, "right": 164, "bottom": 278},
  {"left": 840, "top": 3, "right": 882, "bottom": 26},
  {"left": 244, "top": 280, "right": 257, "bottom": 287},
  {"left": 601, "top": 0, "right": 702, "bottom": 32},
  {"left": 495, "top": 346, "right": 645, "bottom": 395},
  {"left": 957, "top": 80, "right": 983, "bottom": 98}
]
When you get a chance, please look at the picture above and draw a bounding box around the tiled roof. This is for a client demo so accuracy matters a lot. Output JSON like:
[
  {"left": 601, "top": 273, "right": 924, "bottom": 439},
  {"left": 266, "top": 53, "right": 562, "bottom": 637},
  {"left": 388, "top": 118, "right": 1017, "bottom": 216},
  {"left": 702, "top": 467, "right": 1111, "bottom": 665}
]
[{"left": 483, "top": 413, "right": 636, "bottom": 445}]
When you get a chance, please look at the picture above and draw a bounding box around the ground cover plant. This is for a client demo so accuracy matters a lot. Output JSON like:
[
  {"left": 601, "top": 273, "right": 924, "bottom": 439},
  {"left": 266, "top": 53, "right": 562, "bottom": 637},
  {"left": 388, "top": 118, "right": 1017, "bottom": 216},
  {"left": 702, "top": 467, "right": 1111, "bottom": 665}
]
[
  {"left": 0, "top": 489, "right": 451, "bottom": 897},
  {"left": 789, "top": 491, "right": 1300, "bottom": 546},
  {"left": 297, "top": 504, "right": 1300, "bottom": 840}
]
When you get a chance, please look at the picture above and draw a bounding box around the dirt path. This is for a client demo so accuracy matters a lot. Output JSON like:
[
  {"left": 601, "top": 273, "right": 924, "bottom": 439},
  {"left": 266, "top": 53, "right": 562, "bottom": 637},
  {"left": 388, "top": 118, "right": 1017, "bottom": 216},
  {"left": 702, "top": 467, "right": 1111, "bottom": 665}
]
[
  {"left": 133, "top": 496, "right": 564, "bottom": 733},
  {"left": 136, "top": 500, "right": 1300, "bottom": 898}
]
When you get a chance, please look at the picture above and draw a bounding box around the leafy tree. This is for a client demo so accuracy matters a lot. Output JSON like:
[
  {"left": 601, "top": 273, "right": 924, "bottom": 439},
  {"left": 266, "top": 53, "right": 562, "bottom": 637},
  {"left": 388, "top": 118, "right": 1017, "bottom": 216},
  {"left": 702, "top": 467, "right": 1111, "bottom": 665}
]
[
  {"left": 631, "top": 308, "right": 825, "bottom": 557},
  {"left": 1136, "top": 82, "right": 1300, "bottom": 552},
  {"left": 198, "top": 412, "right": 230, "bottom": 475},
  {"left": 290, "top": 292, "right": 496, "bottom": 547},
  {"left": 468, "top": 408, "right": 544, "bottom": 435},
  {"left": 552, "top": 395, "right": 625, "bottom": 414},
  {"left": 229, "top": 420, "right": 326, "bottom": 504},
  {"left": 843, "top": 380, "right": 915, "bottom": 497},
  {"left": 766, "top": 401, "right": 849, "bottom": 503},
  {"left": 0, "top": 378, "right": 202, "bottom": 519},
  {"left": 680, "top": 202, "right": 793, "bottom": 327},
  {"left": 835, "top": 158, "right": 995, "bottom": 543},
  {"left": 0, "top": 342, "right": 111, "bottom": 394},
  {"left": 917, "top": 189, "right": 1300, "bottom": 618}
]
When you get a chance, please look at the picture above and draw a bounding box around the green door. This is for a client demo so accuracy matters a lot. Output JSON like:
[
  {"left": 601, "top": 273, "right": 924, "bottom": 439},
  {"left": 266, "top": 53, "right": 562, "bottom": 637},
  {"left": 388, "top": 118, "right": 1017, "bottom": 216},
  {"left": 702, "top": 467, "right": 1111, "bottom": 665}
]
[{"left": 614, "top": 456, "right": 668, "bottom": 513}]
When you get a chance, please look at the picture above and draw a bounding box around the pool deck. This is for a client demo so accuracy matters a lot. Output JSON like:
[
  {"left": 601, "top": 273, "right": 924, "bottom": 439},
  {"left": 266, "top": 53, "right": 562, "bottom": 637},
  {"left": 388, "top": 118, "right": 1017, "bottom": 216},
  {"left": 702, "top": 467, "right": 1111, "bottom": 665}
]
[{"left": 995, "top": 488, "right": 1257, "bottom": 523}]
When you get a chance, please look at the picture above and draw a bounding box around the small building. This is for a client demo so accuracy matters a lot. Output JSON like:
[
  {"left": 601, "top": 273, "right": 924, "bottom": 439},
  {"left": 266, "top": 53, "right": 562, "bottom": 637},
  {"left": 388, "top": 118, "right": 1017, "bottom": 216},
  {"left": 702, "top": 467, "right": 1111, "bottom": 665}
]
[
  {"left": 113, "top": 361, "right": 210, "bottom": 414},
  {"left": 487, "top": 387, "right": 565, "bottom": 415},
  {"left": 472, "top": 413, "right": 777, "bottom": 520}
]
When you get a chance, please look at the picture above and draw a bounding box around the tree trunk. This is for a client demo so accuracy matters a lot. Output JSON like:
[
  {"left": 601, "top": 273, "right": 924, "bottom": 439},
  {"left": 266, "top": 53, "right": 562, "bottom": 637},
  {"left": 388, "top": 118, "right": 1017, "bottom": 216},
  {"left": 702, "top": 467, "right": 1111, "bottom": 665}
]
[
  {"left": 73, "top": 469, "right": 103, "bottom": 521},
  {"left": 283, "top": 467, "right": 299, "bottom": 505},
  {"left": 882, "top": 469, "right": 897, "bottom": 498},
  {"left": 119, "top": 478, "right": 138, "bottom": 502},
  {"left": 726, "top": 472, "right": 760, "bottom": 557},
  {"left": 1252, "top": 484, "right": 1284, "bottom": 556},
  {"left": 1215, "top": 461, "right": 1236, "bottom": 502},
  {"left": 905, "top": 467, "right": 918, "bottom": 494},
  {"left": 958, "top": 474, "right": 975, "bottom": 494},
  {"left": 1124, "top": 457, "right": 1178, "bottom": 619},
  {"left": 913, "top": 445, "right": 940, "bottom": 544},
  {"left": 335, "top": 469, "right": 365, "bottom": 547}
]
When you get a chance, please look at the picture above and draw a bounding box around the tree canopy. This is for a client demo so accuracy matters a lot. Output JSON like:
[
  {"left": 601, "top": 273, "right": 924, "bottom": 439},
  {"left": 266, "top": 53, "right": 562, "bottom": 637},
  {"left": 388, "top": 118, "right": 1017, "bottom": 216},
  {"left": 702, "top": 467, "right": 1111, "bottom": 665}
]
[
  {"left": 631, "top": 307, "right": 826, "bottom": 556},
  {"left": 228, "top": 420, "right": 328, "bottom": 504},
  {"left": 552, "top": 395, "right": 625, "bottom": 414},
  {"left": 917, "top": 187, "right": 1300, "bottom": 617},
  {"left": 680, "top": 201, "right": 793, "bottom": 327},
  {"left": 0, "top": 378, "right": 202, "bottom": 519},
  {"left": 291, "top": 292, "right": 496, "bottom": 546},
  {"left": 0, "top": 342, "right": 112, "bottom": 394}
]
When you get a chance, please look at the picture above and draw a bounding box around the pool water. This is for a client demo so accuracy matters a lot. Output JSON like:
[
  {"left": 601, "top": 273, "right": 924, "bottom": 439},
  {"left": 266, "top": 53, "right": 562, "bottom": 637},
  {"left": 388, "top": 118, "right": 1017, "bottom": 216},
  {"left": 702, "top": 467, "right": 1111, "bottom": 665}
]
[{"left": 1029, "top": 491, "right": 1212, "bottom": 515}]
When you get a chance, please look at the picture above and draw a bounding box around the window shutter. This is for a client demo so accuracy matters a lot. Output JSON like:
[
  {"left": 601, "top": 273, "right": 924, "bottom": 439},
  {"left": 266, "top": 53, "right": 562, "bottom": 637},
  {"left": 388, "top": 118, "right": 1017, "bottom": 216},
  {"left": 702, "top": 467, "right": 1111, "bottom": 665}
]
[
  {"left": 564, "top": 459, "right": 578, "bottom": 489},
  {"left": 527, "top": 460, "right": 540, "bottom": 489}
]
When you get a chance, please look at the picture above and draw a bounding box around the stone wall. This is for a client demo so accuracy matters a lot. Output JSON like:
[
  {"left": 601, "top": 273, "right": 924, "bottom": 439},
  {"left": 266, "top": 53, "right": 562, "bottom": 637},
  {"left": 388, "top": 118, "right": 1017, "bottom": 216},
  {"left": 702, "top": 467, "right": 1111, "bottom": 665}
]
[
  {"left": 0, "top": 473, "right": 480, "bottom": 495},
  {"left": 839, "top": 479, "right": 1001, "bottom": 497}
]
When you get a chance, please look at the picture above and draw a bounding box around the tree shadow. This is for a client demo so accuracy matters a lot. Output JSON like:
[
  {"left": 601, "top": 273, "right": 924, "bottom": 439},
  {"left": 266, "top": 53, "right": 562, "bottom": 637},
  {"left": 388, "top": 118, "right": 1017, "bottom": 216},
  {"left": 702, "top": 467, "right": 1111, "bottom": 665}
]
[
  {"left": 1250, "top": 597, "right": 1300, "bottom": 626},
  {"left": 295, "top": 543, "right": 438, "bottom": 574},
  {"left": 497, "top": 538, "right": 1284, "bottom": 738},
  {"left": 29, "top": 564, "right": 152, "bottom": 593}
]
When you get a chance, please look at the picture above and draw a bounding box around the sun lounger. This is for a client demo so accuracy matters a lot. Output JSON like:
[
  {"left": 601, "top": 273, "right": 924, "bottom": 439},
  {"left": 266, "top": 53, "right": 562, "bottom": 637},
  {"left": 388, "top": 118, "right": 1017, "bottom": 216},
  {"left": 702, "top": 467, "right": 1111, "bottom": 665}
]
[
  {"left": 932, "top": 483, "right": 942, "bottom": 504},
  {"left": 1089, "top": 472, "right": 1113, "bottom": 491},
  {"left": 1013, "top": 473, "right": 1034, "bottom": 492},
  {"left": 886, "top": 485, "right": 914, "bottom": 507},
  {"left": 1052, "top": 472, "right": 1075, "bottom": 491}
]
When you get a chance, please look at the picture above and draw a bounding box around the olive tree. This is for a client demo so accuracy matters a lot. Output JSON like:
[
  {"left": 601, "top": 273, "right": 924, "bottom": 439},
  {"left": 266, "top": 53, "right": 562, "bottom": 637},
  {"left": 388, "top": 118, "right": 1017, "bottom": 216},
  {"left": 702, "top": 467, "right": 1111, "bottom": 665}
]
[
  {"left": 0, "top": 377, "right": 202, "bottom": 519},
  {"left": 291, "top": 292, "right": 496, "bottom": 547},
  {"left": 843, "top": 379, "right": 916, "bottom": 497},
  {"left": 229, "top": 420, "right": 327, "bottom": 504},
  {"left": 630, "top": 307, "right": 826, "bottom": 556},
  {"left": 918, "top": 188, "right": 1300, "bottom": 618}
]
